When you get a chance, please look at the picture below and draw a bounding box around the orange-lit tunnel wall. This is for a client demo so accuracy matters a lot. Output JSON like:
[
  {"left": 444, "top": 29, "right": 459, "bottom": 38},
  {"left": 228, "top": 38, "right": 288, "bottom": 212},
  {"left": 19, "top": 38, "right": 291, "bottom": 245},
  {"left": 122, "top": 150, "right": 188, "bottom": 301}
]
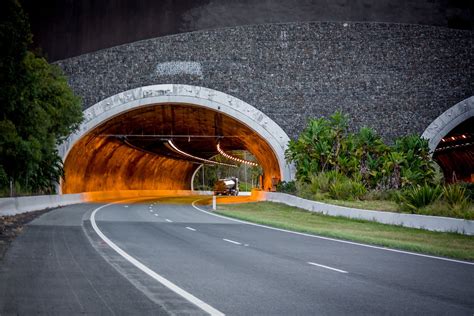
[
  {"left": 62, "top": 135, "right": 196, "bottom": 192},
  {"left": 62, "top": 103, "right": 281, "bottom": 193}
]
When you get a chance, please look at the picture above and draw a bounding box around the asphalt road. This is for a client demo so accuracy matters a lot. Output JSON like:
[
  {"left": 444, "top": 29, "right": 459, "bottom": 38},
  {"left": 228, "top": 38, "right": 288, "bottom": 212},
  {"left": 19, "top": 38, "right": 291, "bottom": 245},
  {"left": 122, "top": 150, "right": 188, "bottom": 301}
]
[{"left": 1, "top": 197, "right": 473, "bottom": 315}]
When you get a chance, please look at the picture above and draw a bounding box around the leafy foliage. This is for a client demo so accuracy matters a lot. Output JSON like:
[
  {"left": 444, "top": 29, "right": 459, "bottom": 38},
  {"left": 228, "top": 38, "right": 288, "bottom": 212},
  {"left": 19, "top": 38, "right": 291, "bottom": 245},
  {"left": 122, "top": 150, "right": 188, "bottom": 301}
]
[
  {"left": 398, "top": 185, "right": 442, "bottom": 213},
  {"left": 442, "top": 184, "right": 469, "bottom": 210},
  {"left": 276, "top": 181, "right": 297, "bottom": 194},
  {"left": 309, "top": 170, "right": 345, "bottom": 194},
  {"left": 459, "top": 182, "right": 474, "bottom": 202},
  {"left": 328, "top": 179, "right": 367, "bottom": 200},
  {"left": 285, "top": 112, "right": 436, "bottom": 191},
  {"left": 0, "top": 0, "right": 83, "bottom": 195}
]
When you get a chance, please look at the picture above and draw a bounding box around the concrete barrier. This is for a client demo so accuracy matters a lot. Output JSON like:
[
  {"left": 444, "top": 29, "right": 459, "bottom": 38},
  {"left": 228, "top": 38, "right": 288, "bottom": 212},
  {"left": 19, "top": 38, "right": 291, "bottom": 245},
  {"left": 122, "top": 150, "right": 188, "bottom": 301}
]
[
  {"left": 0, "top": 190, "right": 214, "bottom": 216},
  {"left": 0, "top": 194, "right": 84, "bottom": 216},
  {"left": 252, "top": 191, "right": 474, "bottom": 235},
  {"left": 5, "top": 190, "right": 470, "bottom": 236}
]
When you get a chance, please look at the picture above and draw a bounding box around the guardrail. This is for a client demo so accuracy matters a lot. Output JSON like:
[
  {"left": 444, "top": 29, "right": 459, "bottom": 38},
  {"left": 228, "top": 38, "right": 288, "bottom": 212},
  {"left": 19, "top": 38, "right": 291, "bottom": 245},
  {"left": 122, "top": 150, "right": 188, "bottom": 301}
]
[{"left": 252, "top": 191, "right": 474, "bottom": 235}]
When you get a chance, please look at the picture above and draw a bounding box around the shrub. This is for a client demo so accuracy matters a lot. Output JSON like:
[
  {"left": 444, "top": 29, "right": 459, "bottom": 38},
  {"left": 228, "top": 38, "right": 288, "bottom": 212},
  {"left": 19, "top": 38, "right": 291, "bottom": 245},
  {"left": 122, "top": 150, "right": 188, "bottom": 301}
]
[
  {"left": 398, "top": 184, "right": 442, "bottom": 213},
  {"left": 443, "top": 184, "right": 469, "bottom": 210},
  {"left": 459, "top": 182, "right": 474, "bottom": 202},
  {"left": 276, "top": 181, "right": 297, "bottom": 194},
  {"left": 329, "top": 179, "right": 367, "bottom": 200},
  {"left": 310, "top": 170, "right": 348, "bottom": 194},
  {"left": 417, "top": 201, "right": 474, "bottom": 220},
  {"left": 296, "top": 180, "right": 313, "bottom": 200},
  {"left": 362, "top": 189, "right": 397, "bottom": 201}
]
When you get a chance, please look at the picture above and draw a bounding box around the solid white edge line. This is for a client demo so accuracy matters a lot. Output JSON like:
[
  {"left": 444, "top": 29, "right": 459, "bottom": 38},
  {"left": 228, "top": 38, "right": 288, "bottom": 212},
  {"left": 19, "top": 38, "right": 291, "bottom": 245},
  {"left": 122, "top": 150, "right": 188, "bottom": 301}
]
[
  {"left": 186, "top": 227, "right": 197, "bottom": 231},
  {"left": 191, "top": 200, "right": 474, "bottom": 266},
  {"left": 223, "top": 238, "right": 241, "bottom": 245},
  {"left": 307, "top": 262, "right": 348, "bottom": 274},
  {"left": 91, "top": 201, "right": 225, "bottom": 316}
]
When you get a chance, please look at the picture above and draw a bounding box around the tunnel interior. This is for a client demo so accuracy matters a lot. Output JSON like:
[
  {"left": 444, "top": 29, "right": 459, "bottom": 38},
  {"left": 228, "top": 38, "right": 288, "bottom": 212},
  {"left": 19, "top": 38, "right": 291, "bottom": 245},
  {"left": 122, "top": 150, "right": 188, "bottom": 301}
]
[
  {"left": 433, "top": 117, "right": 474, "bottom": 183},
  {"left": 62, "top": 103, "right": 281, "bottom": 193}
]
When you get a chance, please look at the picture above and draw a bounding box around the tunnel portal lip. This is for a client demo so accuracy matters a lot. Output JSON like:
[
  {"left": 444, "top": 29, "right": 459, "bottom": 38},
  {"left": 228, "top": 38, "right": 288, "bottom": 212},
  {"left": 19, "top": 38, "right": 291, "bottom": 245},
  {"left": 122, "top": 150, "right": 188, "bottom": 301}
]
[
  {"left": 58, "top": 84, "right": 295, "bottom": 189},
  {"left": 422, "top": 96, "right": 474, "bottom": 153}
]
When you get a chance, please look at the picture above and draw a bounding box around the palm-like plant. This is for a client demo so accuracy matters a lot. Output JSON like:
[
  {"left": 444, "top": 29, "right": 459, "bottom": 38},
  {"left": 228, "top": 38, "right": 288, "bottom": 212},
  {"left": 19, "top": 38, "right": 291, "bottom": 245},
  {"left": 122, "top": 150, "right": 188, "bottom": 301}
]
[{"left": 285, "top": 113, "right": 437, "bottom": 201}]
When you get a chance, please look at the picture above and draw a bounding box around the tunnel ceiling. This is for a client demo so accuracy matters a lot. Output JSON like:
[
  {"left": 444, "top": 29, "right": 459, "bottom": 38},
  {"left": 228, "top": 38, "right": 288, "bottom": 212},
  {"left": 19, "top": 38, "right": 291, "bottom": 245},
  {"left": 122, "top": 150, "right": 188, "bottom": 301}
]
[
  {"left": 433, "top": 117, "right": 474, "bottom": 183},
  {"left": 63, "top": 103, "right": 280, "bottom": 193}
]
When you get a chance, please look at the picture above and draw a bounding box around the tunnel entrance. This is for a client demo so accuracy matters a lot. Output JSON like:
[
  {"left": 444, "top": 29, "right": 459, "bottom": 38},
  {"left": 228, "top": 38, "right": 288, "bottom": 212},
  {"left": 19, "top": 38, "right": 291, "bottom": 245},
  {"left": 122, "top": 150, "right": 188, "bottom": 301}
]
[
  {"left": 422, "top": 97, "right": 474, "bottom": 183},
  {"left": 59, "top": 85, "right": 293, "bottom": 193},
  {"left": 433, "top": 117, "right": 474, "bottom": 183}
]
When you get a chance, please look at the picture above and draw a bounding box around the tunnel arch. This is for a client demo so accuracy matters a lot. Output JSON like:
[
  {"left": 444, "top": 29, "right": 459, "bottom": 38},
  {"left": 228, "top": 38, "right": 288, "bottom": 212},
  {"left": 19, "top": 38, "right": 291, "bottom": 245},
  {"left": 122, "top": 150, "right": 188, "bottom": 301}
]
[
  {"left": 422, "top": 96, "right": 474, "bottom": 153},
  {"left": 59, "top": 84, "right": 294, "bottom": 193},
  {"left": 422, "top": 96, "right": 474, "bottom": 183}
]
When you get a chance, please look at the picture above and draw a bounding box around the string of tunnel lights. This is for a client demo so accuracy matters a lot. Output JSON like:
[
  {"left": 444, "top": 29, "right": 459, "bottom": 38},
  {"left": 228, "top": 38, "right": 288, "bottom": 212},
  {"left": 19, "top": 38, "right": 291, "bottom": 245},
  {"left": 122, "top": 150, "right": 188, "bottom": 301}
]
[
  {"left": 435, "top": 142, "right": 473, "bottom": 152},
  {"left": 217, "top": 142, "right": 259, "bottom": 167},
  {"left": 167, "top": 140, "right": 237, "bottom": 167},
  {"left": 441, "top": 133, "right": 470, "bottom": 143},
  {"left": 436, "top": 133, "right": 473, "bottom": 152}
]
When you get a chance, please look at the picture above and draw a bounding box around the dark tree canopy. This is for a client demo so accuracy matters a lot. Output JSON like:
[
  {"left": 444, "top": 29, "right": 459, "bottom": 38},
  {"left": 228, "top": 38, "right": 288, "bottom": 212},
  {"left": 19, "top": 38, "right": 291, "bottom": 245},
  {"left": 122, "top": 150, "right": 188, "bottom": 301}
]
[{"left": 0, "top": 0, "right": 83, "bottom": 195}]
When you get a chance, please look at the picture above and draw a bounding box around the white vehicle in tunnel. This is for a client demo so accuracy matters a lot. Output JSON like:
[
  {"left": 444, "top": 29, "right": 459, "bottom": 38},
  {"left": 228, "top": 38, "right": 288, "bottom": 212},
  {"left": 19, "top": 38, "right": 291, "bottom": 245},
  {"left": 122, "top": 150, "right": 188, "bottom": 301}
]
[{"left": 214, "top": 177, "right": 239, "bottom": 196}]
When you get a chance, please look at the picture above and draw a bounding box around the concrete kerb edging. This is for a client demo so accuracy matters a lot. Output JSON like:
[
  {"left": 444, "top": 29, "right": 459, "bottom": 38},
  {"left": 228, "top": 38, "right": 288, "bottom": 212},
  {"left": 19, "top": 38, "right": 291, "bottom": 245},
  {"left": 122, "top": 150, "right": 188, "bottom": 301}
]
[{"left": 252, "top": 191, "right": 474, "bottom": 235}]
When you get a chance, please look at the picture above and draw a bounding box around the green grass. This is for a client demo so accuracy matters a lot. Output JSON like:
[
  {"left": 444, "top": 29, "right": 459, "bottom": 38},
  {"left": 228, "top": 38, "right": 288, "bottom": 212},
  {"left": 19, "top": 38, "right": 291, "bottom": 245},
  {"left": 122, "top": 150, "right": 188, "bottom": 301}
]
[
  {"left": 216, "top": 201, "right": 474, "bottom": 261},
  {"left": 322, "top": 199, "right": 399, "bottom": 212}
]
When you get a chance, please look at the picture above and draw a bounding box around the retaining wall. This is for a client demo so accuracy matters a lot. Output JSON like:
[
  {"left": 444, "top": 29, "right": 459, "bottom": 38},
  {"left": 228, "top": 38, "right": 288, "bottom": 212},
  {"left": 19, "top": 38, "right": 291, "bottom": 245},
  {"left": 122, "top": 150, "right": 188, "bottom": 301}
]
[{"left": 57, "top": 21, "right": 474, "bottom": 142}]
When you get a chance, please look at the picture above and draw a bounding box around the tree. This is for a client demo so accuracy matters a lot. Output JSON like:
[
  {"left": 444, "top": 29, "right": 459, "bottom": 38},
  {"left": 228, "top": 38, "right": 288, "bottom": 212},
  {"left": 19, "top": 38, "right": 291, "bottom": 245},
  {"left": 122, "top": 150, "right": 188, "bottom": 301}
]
[{"left": 0, "top": 0, "right": 83, "bottom": 195}]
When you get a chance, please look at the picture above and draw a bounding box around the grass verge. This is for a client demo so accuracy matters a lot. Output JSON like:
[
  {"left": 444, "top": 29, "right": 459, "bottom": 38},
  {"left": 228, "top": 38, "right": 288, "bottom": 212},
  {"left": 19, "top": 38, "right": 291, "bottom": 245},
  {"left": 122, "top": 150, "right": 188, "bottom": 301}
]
[
  {"left": 321, "top": 199, "right": 399, "bottom": 212},
  {"left": 216, "top": 201, "right": 474, "bottom": 261}
]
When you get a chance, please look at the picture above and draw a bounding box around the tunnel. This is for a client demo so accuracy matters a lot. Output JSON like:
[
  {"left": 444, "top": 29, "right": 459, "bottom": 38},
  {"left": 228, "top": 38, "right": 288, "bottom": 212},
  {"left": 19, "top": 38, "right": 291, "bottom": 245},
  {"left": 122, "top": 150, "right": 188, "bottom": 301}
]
[
  {"left": 62, "top": 102, "right": 283, "bottom": 193},
  {"left": 433, "top": 117, "right": 474, "bottom": 183},
  {"left": 421, "top": 97, "right": 474, "bottom": 184}
]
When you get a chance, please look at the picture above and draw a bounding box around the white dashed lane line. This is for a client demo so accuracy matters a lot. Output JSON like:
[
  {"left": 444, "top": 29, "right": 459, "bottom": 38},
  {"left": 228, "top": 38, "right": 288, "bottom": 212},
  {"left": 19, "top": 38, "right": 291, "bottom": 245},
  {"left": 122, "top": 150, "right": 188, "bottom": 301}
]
[
  {"left": 308, "top": 262, "right": 348, "bottom": 274},
  {"left": 223, "top": 238, "right": 242, "bottom": 245},
  {"left": 154, "top": 214, "right": 159, "bottom": 217},
  {"left": 90, "top": 201, "right": 224, "bottom": 316},
  {"left": 186, "top": 227, "right": 197, "bottom": 231},
  {"left": 165, "top": 219, "right": 173, "bottom": 223}
]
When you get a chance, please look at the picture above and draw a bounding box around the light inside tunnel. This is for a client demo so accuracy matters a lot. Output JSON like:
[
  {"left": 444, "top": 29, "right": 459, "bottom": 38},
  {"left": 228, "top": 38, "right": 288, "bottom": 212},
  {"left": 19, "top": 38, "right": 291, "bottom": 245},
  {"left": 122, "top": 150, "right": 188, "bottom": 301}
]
[
  {"left": 62, "top": 103, "right": 282, "bottom": 193},
  {"left": 433, "top": 117, "right": 474, "bottom": 183},
  {"left": 217, "top": 142, "right": 259, "bottom": 166},
  {"left": 167, "top": 140, "right": 237, "bottom": 167}
]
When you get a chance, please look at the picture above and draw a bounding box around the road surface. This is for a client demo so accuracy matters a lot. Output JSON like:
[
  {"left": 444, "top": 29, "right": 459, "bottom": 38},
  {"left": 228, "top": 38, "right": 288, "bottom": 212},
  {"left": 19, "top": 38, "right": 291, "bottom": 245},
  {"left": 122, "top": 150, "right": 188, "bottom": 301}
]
[{"left": 1, "top": 197, "right": 473, "bottom": 315}]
